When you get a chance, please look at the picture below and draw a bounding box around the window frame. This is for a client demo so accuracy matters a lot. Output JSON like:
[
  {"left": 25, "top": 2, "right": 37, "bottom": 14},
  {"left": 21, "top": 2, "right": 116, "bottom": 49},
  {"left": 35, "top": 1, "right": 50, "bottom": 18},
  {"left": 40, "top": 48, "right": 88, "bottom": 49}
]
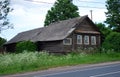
[
  {"left": 63, "top": 38, "right": 72, "bottom": 45},
  {"left": 91, "top": 36, "right": 96, "bottom": 45},
  {"left": 84, "top": 35, "right": 89, "bottom": 45},
  {"left": 77, "top": 35, "right": 82, "bottom": 44}
]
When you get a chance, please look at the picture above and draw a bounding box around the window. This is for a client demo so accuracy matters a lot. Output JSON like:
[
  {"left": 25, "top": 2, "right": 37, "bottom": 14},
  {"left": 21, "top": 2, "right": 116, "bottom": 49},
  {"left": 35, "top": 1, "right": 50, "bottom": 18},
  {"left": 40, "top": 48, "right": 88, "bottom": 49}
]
[
  {"left": 91, "top": 36, "right": 96, "bottom": 45},
  {"left": 77, "top": 35, "right": 82, "bottom": 44},
  {"left": 84, "top": 35, "right": 89, "bottom": 45},
  {"left": 63, "top": 38, "right": 72, "bottom": 45}
]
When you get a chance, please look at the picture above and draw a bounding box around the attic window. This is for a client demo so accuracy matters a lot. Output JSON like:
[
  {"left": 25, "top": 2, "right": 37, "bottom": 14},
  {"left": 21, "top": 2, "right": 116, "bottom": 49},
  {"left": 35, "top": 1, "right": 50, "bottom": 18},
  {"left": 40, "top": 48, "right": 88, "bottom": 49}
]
[
  {"left": 63, "top": 38, "right": 72, "bottom": 45},
  {"left": 91, "top": 36, "right": 96, "bottom": 45}
]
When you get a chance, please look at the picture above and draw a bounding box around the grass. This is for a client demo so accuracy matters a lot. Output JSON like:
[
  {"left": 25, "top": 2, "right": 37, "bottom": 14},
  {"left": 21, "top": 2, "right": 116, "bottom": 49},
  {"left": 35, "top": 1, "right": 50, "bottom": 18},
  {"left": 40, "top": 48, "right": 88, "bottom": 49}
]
[{"left": 0, "top": 51, "right": 120, "bottom": 75}]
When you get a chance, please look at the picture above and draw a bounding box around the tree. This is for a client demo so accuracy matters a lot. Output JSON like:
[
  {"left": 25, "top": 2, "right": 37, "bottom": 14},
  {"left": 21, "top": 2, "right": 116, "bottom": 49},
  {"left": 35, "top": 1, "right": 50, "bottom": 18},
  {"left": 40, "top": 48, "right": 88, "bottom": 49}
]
[
  {"left": 102, "top": 32, "right": 120, "bottom": 52},
  {"left": 105, "top": 0, "right": 120, "bottom": 32},
  {"left": 0, "top": 0, "right": 12, "bottom": 32},
  {"left": 0, "top": 37, "right": 6, "bottom": 47},
  {"left": 96, "top": 23, "right": 112, "bottom": 38},
  {"left": 44, "top": 0, "right": 79, "bottom": 26}
]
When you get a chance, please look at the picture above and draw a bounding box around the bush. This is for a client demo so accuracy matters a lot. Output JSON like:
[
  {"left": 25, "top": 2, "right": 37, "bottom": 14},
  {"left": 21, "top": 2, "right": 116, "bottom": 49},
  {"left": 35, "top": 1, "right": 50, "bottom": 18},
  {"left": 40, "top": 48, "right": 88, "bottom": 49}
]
[
  {"left": 16, "top": 41, "right": 37, "bottom": 53},
  {"left": 1, "top": 51, "right": 120, "bottom": 75},
  {"left": 102, "top": 32, "right": 120, "bottom": 52},
  {"left": 0, "top": 37, "right": 6, "bottom": 47}
]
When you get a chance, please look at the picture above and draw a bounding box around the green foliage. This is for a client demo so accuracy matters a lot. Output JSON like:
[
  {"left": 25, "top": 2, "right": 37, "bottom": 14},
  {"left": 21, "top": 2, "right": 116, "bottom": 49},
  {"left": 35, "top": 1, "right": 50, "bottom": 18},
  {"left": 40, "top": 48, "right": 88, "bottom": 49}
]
[
  {"left": 0, "top": 37, "right": 6, "bottom": 47},
  {"left": 44, "top": 0, "right": 79, "bottom": 26},
  {"left": 96, "top": 23, "right": 111, "bottom": 36},
  {"left": 96, "top": 23, "right": 120, "bottom": 52},
  {"left": 0, "top": 0, "right": 13, "bottom": 31},
  {"left": 105, "top": 0, "right": 120, "bottom": 32},
  {"left": 0, "top": 51, "right": 120, "bottom": 75},
  {"left": 96, "top": 23, "right": 112, "bottom": 42},
  {"left": 102, "top": 32, "right": 120, "bottom": 52},
  {"left": 16, "top": 41, "right": 37, "bottom": 53}
]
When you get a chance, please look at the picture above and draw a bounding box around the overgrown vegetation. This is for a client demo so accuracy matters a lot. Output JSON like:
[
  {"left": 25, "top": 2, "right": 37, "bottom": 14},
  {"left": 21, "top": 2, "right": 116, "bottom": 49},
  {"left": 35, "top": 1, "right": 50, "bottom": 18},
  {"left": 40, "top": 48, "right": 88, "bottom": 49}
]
[
  {"left": 0, "top": 37, "right": 6, "bottom": 47},
  {"left": 0, "top": 50, "right": 120, "bottom": 75},
  {"left": 96, "top": 23, "right": 120, "bottom": 52},
  {"left": 102, "top": 32, "right": 120, "bottom": 52},
  {"left": 1, "top": 0, "right": 120, "bottom": 75},
  {"left": 16, "top": 41, "right": 37, "bottom": 53}
]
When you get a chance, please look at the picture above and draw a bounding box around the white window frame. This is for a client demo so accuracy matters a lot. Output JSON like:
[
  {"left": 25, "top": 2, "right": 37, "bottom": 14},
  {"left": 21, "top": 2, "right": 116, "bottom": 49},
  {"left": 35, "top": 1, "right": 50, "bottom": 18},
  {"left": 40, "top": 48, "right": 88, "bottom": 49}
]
[
  {"left": 84, "top": 35, "right": 89, "bottom": 45},
  {"left": 63, "top": 38, "right": 72, "bottom": 45},
  {"left": 91, "top": 36, "right": 96, "bottom": 45},
  {"left": 77, "top": 35, "right": 82, "bottom": 44}
]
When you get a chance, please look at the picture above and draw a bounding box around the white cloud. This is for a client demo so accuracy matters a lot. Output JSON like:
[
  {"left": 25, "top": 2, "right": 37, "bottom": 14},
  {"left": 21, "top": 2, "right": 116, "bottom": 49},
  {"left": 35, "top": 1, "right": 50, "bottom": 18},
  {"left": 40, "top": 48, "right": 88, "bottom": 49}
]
[
  {"left": 79, "top": 0, "right": 97, "bottom": 1},
  {"left": 9, "top": 0, "right": 49, "bottom": 28},
  {"left": 10, "top": 6, "right": 26, "bottom": 16},
  {"left": 79, "top": 8, "right": 107, "bottom": 23},
  {"left": 1, "top": 0, "right": 49, "bottom": 40},
  {"left": 33, "top": 0, "right": 56, "bottom": 3},
  {"left": 92, "top": 9, "right": 107, "bottom": 22}
]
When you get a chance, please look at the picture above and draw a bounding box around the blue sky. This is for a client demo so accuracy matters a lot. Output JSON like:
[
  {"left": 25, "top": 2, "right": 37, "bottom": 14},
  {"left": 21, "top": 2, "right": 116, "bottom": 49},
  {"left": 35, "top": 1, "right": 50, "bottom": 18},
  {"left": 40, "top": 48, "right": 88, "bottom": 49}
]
[{"left": 0, "top": 0, "right": 107, "bottom": 40}]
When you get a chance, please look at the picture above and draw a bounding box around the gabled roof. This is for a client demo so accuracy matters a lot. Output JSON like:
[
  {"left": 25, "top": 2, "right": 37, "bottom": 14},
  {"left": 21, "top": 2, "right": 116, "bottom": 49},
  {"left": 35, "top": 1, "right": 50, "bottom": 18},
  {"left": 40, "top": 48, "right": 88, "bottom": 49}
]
[{"left": 5, "top": 15, "right": 100, "bottom": 45}]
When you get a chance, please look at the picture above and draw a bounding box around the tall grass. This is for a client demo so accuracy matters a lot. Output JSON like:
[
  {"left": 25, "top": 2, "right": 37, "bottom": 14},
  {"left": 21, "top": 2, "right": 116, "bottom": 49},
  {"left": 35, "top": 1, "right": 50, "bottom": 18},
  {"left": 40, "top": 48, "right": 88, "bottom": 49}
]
[{"left": 0, "top": 51, "right": 120, "bottom": 75}]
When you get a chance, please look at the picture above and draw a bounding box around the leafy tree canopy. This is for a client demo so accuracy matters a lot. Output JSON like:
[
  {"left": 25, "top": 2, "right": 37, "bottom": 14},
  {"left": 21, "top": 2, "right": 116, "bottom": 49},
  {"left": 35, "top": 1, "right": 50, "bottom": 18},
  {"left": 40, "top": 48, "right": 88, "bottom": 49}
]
[
  {"left": 96, "top": 23, "right": 111, "bottom": 36},
  {"left": 96, "top": 23, "right": 112, "bottom": 42},
  {"left": 44, "top": 0, "right": 79, "bottom": 26},
  {"left": 0, "top": 0, "right": 13, "bottom": 32},
  {"left": 102, "top": 32, "right": 120, "bottom": 52},
  {"left": 105, "top": 0, "right": 120, "bottom": 32}
]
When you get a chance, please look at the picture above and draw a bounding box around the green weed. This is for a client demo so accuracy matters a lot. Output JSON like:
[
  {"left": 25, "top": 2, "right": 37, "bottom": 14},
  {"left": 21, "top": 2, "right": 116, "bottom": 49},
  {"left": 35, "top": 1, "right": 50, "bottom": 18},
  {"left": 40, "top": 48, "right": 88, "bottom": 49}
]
[{"left": 0, "top": 51, "right": 120, "bottom": 75}]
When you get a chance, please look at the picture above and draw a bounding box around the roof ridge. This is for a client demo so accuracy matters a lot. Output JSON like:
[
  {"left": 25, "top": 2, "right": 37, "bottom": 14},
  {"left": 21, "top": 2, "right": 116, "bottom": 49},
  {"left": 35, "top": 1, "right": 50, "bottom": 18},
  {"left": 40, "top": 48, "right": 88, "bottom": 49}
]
[{"left": 47, "top": 16, "right": 82, "bottom": 26}]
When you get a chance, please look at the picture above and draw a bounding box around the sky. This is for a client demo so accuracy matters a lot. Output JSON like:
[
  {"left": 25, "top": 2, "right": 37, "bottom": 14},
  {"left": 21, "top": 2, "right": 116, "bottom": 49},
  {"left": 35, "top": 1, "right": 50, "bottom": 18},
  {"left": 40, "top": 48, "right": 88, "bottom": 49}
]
[{"left": 0, "top": 0, "right": 107, "bottom": 41}]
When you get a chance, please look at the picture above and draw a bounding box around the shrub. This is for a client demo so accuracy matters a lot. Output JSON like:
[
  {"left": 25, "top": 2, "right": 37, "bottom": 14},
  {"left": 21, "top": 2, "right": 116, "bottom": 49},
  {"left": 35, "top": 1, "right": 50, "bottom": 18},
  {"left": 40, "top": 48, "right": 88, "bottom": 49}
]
[
  {"left": 102, "top": 32, "right": 120, "bottom": 52},
  {"left": 0, "top": 51, "right": 120, "bottom": 75},
  {"left": 16, "top": 41, "right": 37, "bottom": 53},
  {"left": 0, "top": 37, "right": 6, "bottom": 47}
]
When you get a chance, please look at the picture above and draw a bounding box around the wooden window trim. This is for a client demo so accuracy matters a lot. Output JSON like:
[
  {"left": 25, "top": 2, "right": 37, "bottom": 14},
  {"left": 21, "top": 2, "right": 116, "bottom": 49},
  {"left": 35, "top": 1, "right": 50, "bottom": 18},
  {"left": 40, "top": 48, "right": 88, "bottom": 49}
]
[
  {"left": 77, "top": 35, "right": 82, "bottom": 44},
  {"left": 84, "top": 35, "right": 89, "bottom": 45},
  {"left": 91, "top": 36, "right": 96, "bottom": 45},
  {"left": 63, "top": 38, "right": 72, "bottom": 45}
]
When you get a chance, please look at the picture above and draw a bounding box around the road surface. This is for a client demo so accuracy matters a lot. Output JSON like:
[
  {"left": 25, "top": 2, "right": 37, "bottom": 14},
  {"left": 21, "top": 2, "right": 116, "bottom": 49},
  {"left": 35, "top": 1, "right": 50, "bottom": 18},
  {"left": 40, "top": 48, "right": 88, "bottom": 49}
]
[{"left": 2, "top": 61, "right": 120, "bottom": 77}]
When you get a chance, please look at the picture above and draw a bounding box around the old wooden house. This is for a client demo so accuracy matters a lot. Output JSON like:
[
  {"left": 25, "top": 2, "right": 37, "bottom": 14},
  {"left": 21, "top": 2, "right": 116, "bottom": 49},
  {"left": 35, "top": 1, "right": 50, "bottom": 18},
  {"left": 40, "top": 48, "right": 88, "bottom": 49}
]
[{"left": 4, "top": 15, "right": 101, "bottom": 53}]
